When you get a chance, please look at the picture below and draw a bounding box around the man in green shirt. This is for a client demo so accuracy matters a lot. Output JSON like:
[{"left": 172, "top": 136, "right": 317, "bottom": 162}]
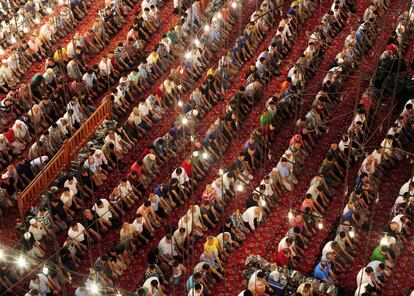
[
  {"left": 370, "top": 245, "right": 394, "bottom": 268},
  {"left": 260, "top": 110, "right": 273, "bottom": 128}
]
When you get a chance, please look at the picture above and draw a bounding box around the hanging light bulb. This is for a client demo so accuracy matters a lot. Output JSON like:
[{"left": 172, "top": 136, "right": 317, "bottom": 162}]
[
  {"left": 204, "top": 24, "right": 210, "bottom": 32},
  {"left": 46, "top": 6, "right": 53, "bottom": 14},
  {"left": 288, "top": 211, "right": 294, "bottom": 220},
  {"left": 16, "top": 256, "right": 27, "bottom": 269},
  {"left": 216, "top": 12, "right": 222, "bottom": 19},
  {"left": 88, "top": 282, "right": 100, "bottom": 295},
  {"left": 0, "top": 47, "right": 4, "bottom": 55},
  {"left": 116, "top": 292, "right": 122, "bottom": 296},
  {"left": 177, "top": 100, "right": 183, "bottom": 107},
  {"left": 194, "top": 39, "right": 200, "bottom": 47},
  {"left": 218, "top": 168, "right": 224, "bottom": 176},
  {"left": 202, "top": 152, "right": 208, "bottom": 159},
  {"left": 10, "top": 36, "right": 17, "bottom": 43},
  {"left": 349, "top": 230, "right": 355, "bottom": 238},
  {"left": 184, "top": 51, "right": 191, "bottom": 59},
  {"left": 192, "top": 151, "right": 199, "bottom": 157},
  {"left": 231, "top": 1, "right": 237, "bottom": 8},
  {"left": 23, "top": 27, "right": 29, "bottom": 34},
  {"left": 42, "top": 265, "right": 49, "bottom": 275},
  {"left": 317, "top": 222, "right": 323, "bottom": 230},
  {"left": 182, "top": 117, "right": 188, "bottom": 125},
  {"left": 34, "top": 18, "right": 41, "bottom": 25},
  {"left": 0, "top": 249, "right": 4, "bottom": 260},
  {"left": 380, "top": 235, "right": 391, "bottom": 247},
  {"left": 236, "top": 184, "right": 244, "bottom": 192}
]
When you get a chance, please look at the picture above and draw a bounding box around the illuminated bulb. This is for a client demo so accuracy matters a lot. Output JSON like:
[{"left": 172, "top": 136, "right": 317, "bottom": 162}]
[
  {"left": 23, "top": 27, "right": 29, "bottom": 34},
  {"left": 260, "top": 200, "right": 266, "bottom": 207},
  {"left": 16, "top": 256, "right": 27, "bottom": 269},
  {"left": 182, "top": 117, "right": 188, "bottom": 125},
  {"left": 236, "top": 184, "right": 244, "bottom": 192},
  {"left": 179, "top": 68, "right": 184, "bottom": 74},
  {"left": 216, "top": 12, "right": 222, "bottom": 19},
  {"left": 34, "top": 18, "right": 40, "bottom": 25},
  {"left": 42, "top": 266, "right": 49, "bottom": 275},
  {"left": 288, "top": 211, "right": 294, "bottom": 220},
  {"left": 202, "top": 152, "right": 208, "bottom": 159},
  {"left": 317, "top": 222, "right": 323, "bottom": 230},
  {"left": 0, "top": 47, "right": 4, "bottom": 55},
  {"left": 88, "top": 282, "right": 99, "bottom": 295},
  {"left": 116, "top": 292, "right": 122, "bottom": 296},
  {"left": 185, "top": 51, "right": 191, "bottom": 59},
  {"left": 10, "top": 36, "right": 17, "bottom": 43},
  {"left": 380, "top": 236, "right": 390, "bottom": 247},
  {"left": 178, "top": 100, "right": 183, "bottom": 107},
  {"left": 231, "top": 1, "right": 237, "bottom": 8},
  {"left": 219, "top": 168, "right": 224, "bottom": 176},
  {"left": 46, "top": 7, "right": 53, "bottom": 14},
  {"left": 212, "top": 16, "right": 218, "bottom": 22},
  {"left": 0, "top": 249, "right": 4, "bottom": 260},
  {"left": 349, "top": 230, "right": 355, "bottom": 238},
  {"left": 192, "top": 151, "right": 199, "bottom": 157},
  {"left": 204, "top": 24, "right": 210, "bottom": 32},
  {"left": 190, "top": 135, "right": 195, "bottom": 142},
  {"left": 194, "top": 39, "right": 200, "bottom": 47}
]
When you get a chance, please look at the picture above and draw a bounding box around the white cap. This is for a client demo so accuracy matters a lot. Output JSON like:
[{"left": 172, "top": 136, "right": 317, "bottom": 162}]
[
  {"left": 29, "top": 218, "right": 37, "bottom": 225},
  {"left": 24, "top": 232, "right": 32, "bottom": 240},
  {"left": 1, "top": 174, "right": 8, "bottom": 180},
  {"left": 149, "top": 153, "right": 156, "bottom": 161}
]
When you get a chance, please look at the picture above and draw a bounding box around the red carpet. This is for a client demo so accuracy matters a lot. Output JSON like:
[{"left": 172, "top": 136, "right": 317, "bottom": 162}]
[
  {"left": 1, "top": 0, "right": 412, "bottom": 295},
  {"left": 209, "top": 0, "right": 412, "bottom": 295}
]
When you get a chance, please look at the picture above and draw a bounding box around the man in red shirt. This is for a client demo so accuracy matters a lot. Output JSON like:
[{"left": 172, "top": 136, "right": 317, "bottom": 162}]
[{"left": 275, "top": 248, "right": 293, "bottom": 268}]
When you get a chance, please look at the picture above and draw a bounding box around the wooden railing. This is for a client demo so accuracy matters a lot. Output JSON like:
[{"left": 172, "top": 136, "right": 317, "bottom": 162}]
[{"left": 17, "top": 99, "right": 112, "bottom": 219}]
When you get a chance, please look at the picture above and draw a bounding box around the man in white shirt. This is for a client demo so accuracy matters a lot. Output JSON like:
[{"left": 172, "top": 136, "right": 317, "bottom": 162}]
[
  {"left": 354, "top": 283, "right": 375, "bottom": 296},
  {"left": 278, "top": 236, "right": 298, "bottom": 257},
  {"left": 367, "top": 260, "right": 388, "bottom": 282},
  {"left": 68, "top": 222, "right": 86, "bottom": 245},
  {"left": 171, "top": 167, "right": 190, "bottom": 187},
  {"left": 356, "top": 266, "right": 375, "bottom": 287},
  {"left": 64, "top": 176, "right": 79, "bottom": 196},
  {"left": 242, "top": 206, "right": 263, "bottom": 231},
  {"left": 158, "top": 234, "right": 178, "bottom": 263},
  {"left": 143, "top": 277, "right": 165, "bottom": 295},
  {"left": 92, "top": 198, "right": 114, "bottom": 223},
  {"left": 132, "top": 213, "right": 152, "bottom": 243},
  {"left": 98, "top": 55, "right": 115, "bottom": 83},
  {"left": 28, "top": 219, "right": 47, "bottom": 242},
  {"left": 29, "top": 274, "right": 54, "bottom": 296},
  {"left": 188, "top": 282, "right": 203, "bottom": 296},
  {"left": 60, "top": 187, "right": 76, "bottom": 209}
]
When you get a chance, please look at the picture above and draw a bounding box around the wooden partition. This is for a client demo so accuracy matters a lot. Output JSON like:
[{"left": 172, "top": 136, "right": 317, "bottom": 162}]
[{"left": 17, "top": 99, "right": 112, "bottom": 219}]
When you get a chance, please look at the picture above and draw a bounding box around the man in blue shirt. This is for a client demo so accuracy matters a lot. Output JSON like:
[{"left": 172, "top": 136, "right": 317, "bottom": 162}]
[{"left": 314, "top": 260, "right": 334, "bottom": 284}]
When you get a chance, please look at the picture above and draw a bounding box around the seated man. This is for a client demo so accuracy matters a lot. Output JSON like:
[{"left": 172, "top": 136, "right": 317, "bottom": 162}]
[{"left": 313, "top": 260, "right": 335, "bottom": 285}]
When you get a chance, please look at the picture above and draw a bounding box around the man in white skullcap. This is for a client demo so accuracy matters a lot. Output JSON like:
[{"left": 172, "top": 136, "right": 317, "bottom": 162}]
[{"left": 28, "top": 219, "right": 47, "bottom": 242}]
